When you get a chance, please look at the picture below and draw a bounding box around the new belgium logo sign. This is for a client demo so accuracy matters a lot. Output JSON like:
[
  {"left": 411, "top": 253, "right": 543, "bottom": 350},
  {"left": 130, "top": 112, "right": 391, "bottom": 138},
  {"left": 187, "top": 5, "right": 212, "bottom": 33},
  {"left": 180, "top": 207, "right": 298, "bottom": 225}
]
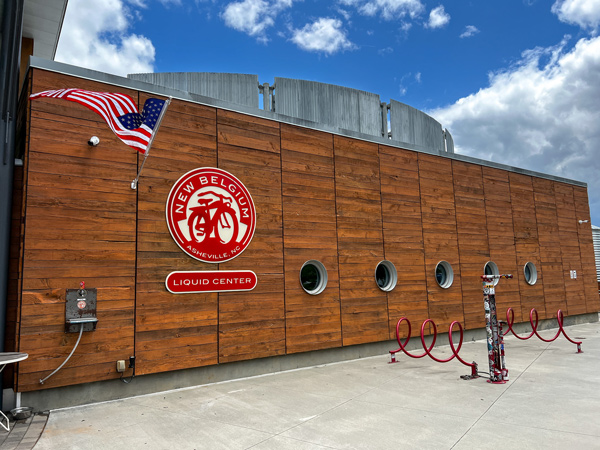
[{"left": 166, "top": 168, "right": 256, "bottom": 263}]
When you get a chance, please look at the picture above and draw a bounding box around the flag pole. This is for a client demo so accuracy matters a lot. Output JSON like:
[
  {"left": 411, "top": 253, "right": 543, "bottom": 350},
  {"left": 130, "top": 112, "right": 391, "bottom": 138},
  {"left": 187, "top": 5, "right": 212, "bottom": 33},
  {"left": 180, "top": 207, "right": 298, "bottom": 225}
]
[{"left": 131, "top": 96, "right": 172, "bottom": 190}]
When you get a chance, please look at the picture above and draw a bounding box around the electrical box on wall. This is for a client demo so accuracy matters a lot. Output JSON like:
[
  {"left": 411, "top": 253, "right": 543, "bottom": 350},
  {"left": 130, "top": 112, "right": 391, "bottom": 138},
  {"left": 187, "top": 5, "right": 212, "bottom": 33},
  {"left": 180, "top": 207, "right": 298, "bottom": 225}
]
[{"left": 65, "top": 282, "right": 98, "bottom": 332}]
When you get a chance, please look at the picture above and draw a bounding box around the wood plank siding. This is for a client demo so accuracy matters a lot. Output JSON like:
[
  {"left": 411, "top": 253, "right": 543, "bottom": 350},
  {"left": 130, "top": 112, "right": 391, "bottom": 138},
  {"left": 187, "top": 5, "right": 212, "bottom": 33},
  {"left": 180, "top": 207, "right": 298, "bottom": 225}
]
[
  {"left": 380, "top": 146, "right": 427, "bottom": 338},
  {"left": 419, "top": 154, "right": 464, "bottom": 330},
  {"left": 135, "top": 93, "right": 219, "bottom": 375},
  {"left": 335, "top": 136, "right": 388, "bottom": 346},
  {"left": 9, "top": 67, "right": 598, "bottom": 392},
  {"left": 453, "top": 161, "right": 490, "bottom": 330},
  {"left": 18, "top": 70, "right": 137, "bottom": 391},
  {"left": 216, "top": 110, "right": 286, "bottom": 363},
  {"left": 281, "top": 125, "right": 342, "bottom": 353},
  {"left": 510, "top": 173, "right": 545, "bottom": 320},
  {"left": 483, "top": 168, "right": 521, "bottom": 321}
]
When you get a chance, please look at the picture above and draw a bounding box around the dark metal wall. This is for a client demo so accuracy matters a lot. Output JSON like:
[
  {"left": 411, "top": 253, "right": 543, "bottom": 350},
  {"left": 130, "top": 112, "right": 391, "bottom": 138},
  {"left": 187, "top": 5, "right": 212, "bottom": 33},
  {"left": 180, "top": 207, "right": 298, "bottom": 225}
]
[
  {"left": 1, "top": 0, "right": 25, "bottom": 352},
  {"left": 0, "top": 0, "right": 25, "bottom": 411}
]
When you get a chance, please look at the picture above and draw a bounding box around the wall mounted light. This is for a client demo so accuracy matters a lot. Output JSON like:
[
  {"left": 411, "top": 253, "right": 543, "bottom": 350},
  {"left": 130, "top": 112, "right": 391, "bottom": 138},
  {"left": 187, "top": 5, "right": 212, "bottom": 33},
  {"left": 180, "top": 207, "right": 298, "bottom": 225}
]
[
  {"left": 88, "top": 136, "right": 100, "bottom": 147},
  {"left": 578, "top": 219, "right": 589, "bottom": 224}
]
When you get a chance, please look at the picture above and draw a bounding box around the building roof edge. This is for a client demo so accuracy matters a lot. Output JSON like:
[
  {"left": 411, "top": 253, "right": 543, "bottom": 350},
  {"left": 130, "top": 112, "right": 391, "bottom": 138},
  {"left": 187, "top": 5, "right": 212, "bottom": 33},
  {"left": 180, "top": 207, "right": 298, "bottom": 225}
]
[{"left": 27, "top": 56, "right": 587, "bottom": 188}]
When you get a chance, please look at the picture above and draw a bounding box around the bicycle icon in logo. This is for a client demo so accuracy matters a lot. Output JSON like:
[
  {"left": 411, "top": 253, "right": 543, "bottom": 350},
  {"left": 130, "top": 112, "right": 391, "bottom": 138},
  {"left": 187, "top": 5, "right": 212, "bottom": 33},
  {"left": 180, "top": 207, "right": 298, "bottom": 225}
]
[
  {"left": 186, "top": 190, "right": 239, "bottom": 245},
  {"left": 166, "top": 167, "right": 256, "bottom": 263}
]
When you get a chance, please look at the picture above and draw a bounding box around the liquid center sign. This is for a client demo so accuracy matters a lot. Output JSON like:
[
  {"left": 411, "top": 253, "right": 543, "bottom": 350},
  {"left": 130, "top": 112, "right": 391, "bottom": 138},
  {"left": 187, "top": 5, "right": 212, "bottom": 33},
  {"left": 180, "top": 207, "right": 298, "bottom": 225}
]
[{"left": 165, "top": 167, "right": 257, "bottom": 294}]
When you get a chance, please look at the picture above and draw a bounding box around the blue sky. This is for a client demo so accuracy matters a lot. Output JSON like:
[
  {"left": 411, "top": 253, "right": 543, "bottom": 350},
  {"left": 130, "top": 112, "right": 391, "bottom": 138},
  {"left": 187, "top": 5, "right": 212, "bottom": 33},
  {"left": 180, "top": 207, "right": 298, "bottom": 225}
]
[{"left": 55, "top": 0, "right": 600, "bottom": 224}]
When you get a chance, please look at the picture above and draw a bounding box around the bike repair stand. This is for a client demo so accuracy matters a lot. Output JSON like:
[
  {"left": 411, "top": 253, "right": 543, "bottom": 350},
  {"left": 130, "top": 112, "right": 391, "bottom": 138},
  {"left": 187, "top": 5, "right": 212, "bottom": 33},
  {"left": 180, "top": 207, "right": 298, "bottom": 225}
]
[{"left": 482, "top": 274, "right": 512, "bottom": 384}]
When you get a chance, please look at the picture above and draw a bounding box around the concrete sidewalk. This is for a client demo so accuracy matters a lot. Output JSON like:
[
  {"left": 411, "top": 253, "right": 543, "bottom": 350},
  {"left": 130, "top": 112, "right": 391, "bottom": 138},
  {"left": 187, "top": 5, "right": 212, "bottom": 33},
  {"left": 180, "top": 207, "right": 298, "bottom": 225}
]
[{"left": 32, "top": 321, "right": 600, "bottom": 449}]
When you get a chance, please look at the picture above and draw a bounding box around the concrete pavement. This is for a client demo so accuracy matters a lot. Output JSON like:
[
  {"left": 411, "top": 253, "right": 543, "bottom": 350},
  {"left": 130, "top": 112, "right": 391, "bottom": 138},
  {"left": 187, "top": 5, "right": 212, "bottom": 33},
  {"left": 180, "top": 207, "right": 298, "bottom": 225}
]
[{"left": 31, "top": 320, "right": 600, "bottom": 449}]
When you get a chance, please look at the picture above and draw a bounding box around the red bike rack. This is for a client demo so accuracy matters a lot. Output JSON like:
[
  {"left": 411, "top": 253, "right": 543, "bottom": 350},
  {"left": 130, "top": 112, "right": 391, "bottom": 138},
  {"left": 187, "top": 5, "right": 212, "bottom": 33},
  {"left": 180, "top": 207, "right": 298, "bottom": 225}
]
[
  {"left": 389, "top": 317, "right": 479, "bottom": 379},
  {"left": 504, "top": 308, "right": 583, "bottom": 353}
]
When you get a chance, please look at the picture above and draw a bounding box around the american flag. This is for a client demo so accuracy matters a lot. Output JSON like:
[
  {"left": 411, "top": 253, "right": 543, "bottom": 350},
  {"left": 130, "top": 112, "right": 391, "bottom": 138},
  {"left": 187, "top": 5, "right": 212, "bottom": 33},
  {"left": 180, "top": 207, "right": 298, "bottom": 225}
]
[{"left": 30, "top": 88, "right": 167, "bottom": 154}]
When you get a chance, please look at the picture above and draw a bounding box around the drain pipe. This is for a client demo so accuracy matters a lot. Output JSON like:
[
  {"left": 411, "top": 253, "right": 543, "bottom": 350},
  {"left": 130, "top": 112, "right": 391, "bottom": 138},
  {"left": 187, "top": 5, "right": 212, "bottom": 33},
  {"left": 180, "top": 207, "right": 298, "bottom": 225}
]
[{"left": 0, "top": 0, "right": 25, "bottom": 411}]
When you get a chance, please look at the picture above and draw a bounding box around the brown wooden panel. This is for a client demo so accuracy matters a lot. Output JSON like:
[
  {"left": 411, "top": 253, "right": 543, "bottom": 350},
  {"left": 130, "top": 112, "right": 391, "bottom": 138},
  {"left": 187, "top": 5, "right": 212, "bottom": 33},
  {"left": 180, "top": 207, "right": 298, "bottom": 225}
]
[
  {"left": 483, "top": 167, "right": 521, "bottom": 322},
  {"left": 135, "top": 96, "right": 219, "bottom": 375},
  {"left": 509, "top": 173, "right": 544, "bottom": 320},
  {"left": 532, "top": 177, "right": 566, "bottom": 318},
  {"left": 418, "top": 154, "right": 464, "bottom": 329},
  {"left": 335, "top": 136, "right": 387, "bottom": 345},
  {"left": 554, "top": 184, "right": 587, "bottom": 315},
  {"left": 453, "top": 161, "right": 490, "bottom": 329},
  {"left": 380, "top": 145, "right": 427, "bottom": 338},
  {"left": 281, "top": 124, "right": 342, "bottom": 353},
  {"left": 216, "top": 110, "right": 285, "bottom": 362},
  {"left": 573, "top": 187, "right": 600, "bottom": 313},
  {"left": 17, "top": 69, "right": 137, "bottom": 391}
]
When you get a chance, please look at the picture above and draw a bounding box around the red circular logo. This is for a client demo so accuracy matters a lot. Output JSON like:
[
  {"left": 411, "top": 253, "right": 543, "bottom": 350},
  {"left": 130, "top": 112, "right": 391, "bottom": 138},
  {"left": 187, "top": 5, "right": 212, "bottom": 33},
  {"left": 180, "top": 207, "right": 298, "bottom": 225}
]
[{"left": 166, "top": 168, "right": 256, "bottom": 263}]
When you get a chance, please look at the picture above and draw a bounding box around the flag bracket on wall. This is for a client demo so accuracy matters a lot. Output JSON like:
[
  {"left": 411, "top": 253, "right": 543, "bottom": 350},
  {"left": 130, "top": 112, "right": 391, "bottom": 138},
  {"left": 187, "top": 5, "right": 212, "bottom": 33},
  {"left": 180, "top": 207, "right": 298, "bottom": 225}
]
[{"left": 131, "top": 96, "right": 171, "bottom": 190}]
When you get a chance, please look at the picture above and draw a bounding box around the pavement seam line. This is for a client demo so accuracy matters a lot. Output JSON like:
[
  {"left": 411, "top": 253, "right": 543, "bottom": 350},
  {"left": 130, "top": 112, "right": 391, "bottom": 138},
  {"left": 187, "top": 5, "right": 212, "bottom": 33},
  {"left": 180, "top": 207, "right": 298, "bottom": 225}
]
[
  {"left": 244, "top": 398, "right": 354, "bottom": 449},
  {"left": 246, "top": 369, "right": 401, "bottom": 449},
  {"left": 449, "top": 340, "right": 552, "bottom": 449}
]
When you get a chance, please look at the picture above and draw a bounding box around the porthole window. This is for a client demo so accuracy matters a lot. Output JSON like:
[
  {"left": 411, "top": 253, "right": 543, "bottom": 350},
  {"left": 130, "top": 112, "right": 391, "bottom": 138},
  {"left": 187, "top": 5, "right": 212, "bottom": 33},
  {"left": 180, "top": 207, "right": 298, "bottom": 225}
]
[
  {"left": 435, "top": 261, "right": 454, "bottom": 289},
  {"left": 524, "top": 262, "right": 537, "bottom": 285},
  {"left": 375, "top": 260, "right": 398, "bottom": 292},
  {"left": 484, "top": 261, "right": 500, "bottom": 286},
  {"left": 300, "top": 260, "right": 328, "bottom": 295}
]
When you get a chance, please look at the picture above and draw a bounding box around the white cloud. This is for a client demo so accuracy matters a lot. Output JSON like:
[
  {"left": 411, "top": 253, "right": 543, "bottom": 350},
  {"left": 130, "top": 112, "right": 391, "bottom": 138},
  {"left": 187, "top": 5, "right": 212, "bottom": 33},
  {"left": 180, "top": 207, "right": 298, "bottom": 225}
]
[
  {"left": 426, "top": 5, "right": 450, "bottom": 29},
  {"left": 552, "top": 0, "right": 600, "bottom": 32},
  {"left": 460, "top": 25, "right": 479, "bottom": 38},
  {"left": 55, "top": 0, "right": 155, "bottom": 76},
  {"left": 222, "top": 0, "right": 273, "bottom": 41},
  {"left": 128, "top": 0, "right": 148, "bottom": 7},
  {"left": 291, "top": 18, "right": 355, "bottom": 54},
  {"left": 158, "top": 0, "right": 182, "bottom": 6},
  {"left": 397, "top": 71, "right": 419, "bottom": 95},
  {"left": 221, "top": 0, "right": 294, "bottom": 42},
  {"left": 430, "top": 36, "right": 600, "bottom": 223},
  {"left": 340, "top": 0, "right": 425, "bottom": 21},
  {"left": 337, "top": 7, "right": 352, "bottom": 21}
]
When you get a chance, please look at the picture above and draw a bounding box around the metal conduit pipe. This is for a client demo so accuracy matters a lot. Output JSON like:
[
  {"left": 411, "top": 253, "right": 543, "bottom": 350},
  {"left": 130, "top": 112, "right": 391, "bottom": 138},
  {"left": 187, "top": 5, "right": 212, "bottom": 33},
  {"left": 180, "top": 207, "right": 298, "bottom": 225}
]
[{"left": 0, "top": 0, "right": 26, "bottom": 411}]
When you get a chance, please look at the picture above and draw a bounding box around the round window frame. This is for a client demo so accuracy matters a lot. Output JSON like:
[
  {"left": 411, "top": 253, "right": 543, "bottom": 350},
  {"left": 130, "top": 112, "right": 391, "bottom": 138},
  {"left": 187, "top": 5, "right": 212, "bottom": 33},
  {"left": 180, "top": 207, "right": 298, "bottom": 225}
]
[
  {"left": 484, "top": 261, "right": 500, "bottom": 286},
  {"left": 524, "top": 261, "right": 538, "bottom": 285},
  {"left": 435, "top": 261, "right": 454, "bottom": 289},
  {"left": 300, "top": 260, "right": 328, "bottom": 295},
  {"left": 375, "top": 260, "right": 398, "bottom": 292}
]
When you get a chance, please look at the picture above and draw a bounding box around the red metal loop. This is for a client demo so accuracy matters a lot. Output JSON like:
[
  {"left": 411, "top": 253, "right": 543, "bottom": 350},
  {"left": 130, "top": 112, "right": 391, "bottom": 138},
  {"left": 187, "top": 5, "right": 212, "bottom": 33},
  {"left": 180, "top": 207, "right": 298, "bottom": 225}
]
[
  {"left": 530, "top": 308, "right": 561, "bottom": 343},
  {"left": 503, "top": 307, "right": 534, "bottom": 340},
  {"left": 421, "top": 319, "right": 454, "bottom": 363},
  {"left": 390, "top": 317, "right": 477, "bottom": 376},
  {"left": 503, "top": 307, "right": 582, "bottom": 352},
  {"left": 390, "top": 317, "right": 428, "bottom": 359},
  {"left": 556, "top": 309, "right": 583, "bottom": 352}
]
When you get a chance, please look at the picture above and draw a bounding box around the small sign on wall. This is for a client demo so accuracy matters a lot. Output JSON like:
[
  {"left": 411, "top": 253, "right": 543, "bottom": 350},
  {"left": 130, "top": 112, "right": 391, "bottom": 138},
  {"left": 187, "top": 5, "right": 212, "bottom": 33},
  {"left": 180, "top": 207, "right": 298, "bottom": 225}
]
[{"left": 165, "top": 270, "right": 257, "bottom": 294}]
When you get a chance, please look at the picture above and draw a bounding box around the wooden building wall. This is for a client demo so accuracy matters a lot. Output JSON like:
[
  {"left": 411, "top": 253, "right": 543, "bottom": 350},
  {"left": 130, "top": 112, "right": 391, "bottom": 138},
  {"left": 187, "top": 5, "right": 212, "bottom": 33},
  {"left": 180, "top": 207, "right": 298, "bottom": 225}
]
[
  {"left": 10, "top": 67, "right": 600, "bottom": 392},
  {"left": 453, "top": 161, "right": 490, "bottom": 330},
  {"left": 484, "top": 168, "right": 522, "bottom": 321},
  {"left": 16, "top": 70, "right": 137, "bottom": 392},
  {"left": 135, "top": 94, "right": 219, "bottom": 375},
  {"left": 510, "top": 173, "right": 544, "bottom": 320},
  {"left": 380, "top": 146, "right": 428, "bottom": 338},
  {"left": 419, "top": 155, "right": 464, "bottom": 330},
  {"left": 281, "top": 125, "right": 342, "bottom": 353}
]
